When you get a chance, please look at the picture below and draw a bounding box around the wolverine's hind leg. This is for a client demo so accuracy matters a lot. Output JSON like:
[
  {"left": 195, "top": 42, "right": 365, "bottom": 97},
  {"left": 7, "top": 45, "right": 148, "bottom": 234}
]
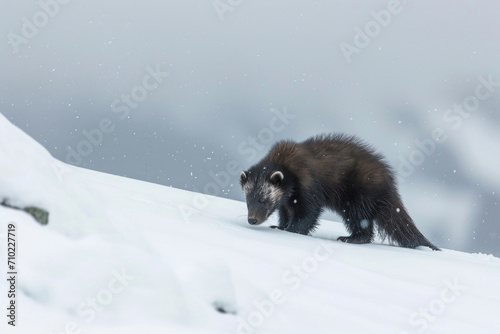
[
  {"left": 337, "top": 227, "right": 373, "bottom": 244},
  {"left": 337, "top": 203, "right": 375, "bottom": 244}
]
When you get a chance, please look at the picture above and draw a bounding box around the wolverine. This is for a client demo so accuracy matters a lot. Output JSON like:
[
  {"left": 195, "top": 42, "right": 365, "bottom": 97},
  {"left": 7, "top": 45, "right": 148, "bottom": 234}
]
[{"left": 240, "top": 134, "right": 439, "bottom": 250}]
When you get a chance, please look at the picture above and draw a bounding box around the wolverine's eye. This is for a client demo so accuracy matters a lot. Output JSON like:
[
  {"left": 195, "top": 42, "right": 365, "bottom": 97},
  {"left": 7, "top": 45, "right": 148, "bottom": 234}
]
[{"left": 258, "top": 198, "right": 266, "bottom": 204}]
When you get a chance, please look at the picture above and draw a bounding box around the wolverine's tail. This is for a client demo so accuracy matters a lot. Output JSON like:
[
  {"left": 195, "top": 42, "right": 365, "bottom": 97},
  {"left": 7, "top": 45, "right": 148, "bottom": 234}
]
[{"left": 377, "top": 198, "right": 440, "bottom": 251}]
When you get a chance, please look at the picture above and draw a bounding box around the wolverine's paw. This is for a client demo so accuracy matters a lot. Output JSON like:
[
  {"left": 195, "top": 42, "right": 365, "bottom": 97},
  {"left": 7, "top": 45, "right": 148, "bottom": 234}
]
[
  {"left": 269, "top": 225, "right": 284, "bottom": 230},
  {"left": 337, "top": 236, "right": 371, "bottom": 244}
]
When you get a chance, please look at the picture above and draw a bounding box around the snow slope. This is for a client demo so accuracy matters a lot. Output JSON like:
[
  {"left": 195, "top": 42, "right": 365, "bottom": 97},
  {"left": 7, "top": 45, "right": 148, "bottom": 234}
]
[{"left": 1, "top": 112, "right": 499, "bottom": 334}]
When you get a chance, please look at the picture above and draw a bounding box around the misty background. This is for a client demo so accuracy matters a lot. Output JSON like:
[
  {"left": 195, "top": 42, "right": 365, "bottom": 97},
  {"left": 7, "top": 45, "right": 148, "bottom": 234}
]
[{"left": 1, "top": 0, "right": 499, "bottom": 255}]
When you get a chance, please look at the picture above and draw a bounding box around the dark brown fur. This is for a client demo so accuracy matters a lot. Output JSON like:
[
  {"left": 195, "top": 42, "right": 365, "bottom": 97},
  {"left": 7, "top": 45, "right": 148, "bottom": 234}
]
[{"left": 240, "top": 134, "right": 440, "bottom": 251}]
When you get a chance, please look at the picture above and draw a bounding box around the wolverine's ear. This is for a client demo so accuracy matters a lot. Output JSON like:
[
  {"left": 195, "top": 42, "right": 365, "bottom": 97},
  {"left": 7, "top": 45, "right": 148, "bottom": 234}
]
[
  {"left": 270, "top": 171, "right": 284, "bottom": 185},
  {"left": 240, "top": 171, "right": 248, "bottom": 185}
]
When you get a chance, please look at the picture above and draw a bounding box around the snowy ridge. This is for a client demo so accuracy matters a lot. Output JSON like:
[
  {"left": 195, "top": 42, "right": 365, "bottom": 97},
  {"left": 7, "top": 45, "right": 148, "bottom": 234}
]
[{"left": 1, "top": 113, "right": 499, "bottom": 334}]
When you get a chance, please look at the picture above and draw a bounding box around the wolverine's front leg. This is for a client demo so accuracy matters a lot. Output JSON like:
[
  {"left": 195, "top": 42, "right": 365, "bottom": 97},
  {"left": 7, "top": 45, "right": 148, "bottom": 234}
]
[
  {"left": 284, "top": 205, "right": 322, "bottom": 235},
  {"left": 269, "top": 207, "right": 290, "bottom": 230}
]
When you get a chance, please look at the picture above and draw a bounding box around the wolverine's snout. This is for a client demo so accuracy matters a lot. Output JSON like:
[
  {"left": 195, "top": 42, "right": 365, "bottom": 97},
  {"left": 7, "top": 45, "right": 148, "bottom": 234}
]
[
  {"left": 248, "top": 218, "right": 258, "bottom": 225},
  {"left": 247, "top": 211, "right": 267, "bottom": 225}
]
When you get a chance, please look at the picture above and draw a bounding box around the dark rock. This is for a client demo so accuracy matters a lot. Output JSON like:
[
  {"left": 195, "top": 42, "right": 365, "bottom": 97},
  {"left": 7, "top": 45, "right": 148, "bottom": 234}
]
[
  {"left": 23, "top": 207, "right": 49, "bottom": 225},
  {"left": 212, "top": 301, "right": 237, "bottom": 315}
]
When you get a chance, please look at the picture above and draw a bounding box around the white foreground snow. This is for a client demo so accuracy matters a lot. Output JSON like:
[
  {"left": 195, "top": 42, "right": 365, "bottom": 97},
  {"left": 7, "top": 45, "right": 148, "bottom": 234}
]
[{"left": 1, "top": 113, "right": 499, "bottom": 334}]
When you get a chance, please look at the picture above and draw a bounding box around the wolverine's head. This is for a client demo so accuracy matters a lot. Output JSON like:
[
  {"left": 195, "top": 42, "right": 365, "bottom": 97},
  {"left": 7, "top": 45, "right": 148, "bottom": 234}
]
[{"left": 240, "top": 167, "right": 285, "bottom": 225}]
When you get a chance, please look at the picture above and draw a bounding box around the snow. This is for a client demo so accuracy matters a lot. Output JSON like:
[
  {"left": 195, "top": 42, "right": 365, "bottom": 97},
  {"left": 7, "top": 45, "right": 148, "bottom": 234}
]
[{"left": 1, "top": 113, "right": 500, "bottom": 334}]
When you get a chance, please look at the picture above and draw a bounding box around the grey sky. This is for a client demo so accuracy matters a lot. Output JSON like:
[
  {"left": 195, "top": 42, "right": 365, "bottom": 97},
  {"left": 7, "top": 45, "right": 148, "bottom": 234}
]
[{"left": 1, "top": 0, "right": 499, "bottom": 255}]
